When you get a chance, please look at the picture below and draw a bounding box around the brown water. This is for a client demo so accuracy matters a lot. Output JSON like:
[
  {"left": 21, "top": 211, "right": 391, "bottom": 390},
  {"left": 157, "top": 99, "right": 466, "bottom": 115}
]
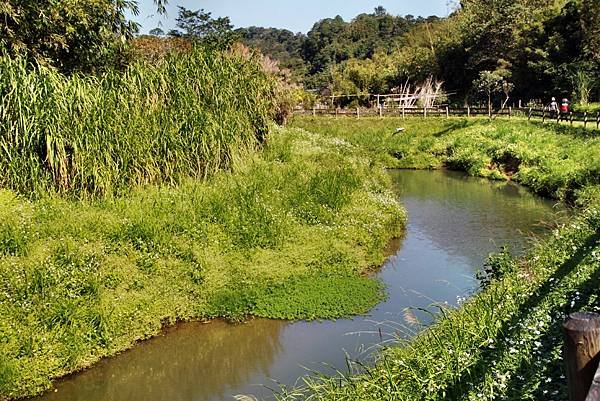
[{"left": 34, "top": 170, "right": 564, "bottom": 401}]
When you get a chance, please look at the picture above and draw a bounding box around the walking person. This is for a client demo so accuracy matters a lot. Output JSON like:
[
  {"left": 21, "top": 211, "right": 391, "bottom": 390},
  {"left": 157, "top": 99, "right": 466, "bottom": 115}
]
[
  {"left": 560, "top": 98, "right": 570, "bottom": 121},
  {"left": 548, "top": 97, "right": 558, "bottom": 115}
]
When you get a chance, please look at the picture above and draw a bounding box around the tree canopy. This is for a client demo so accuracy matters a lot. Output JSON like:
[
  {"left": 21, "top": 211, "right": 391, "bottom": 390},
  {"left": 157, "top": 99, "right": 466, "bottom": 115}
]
[
  {"left": 244, "top": 2, "right": 598, "bottom": 105},
  {"left": 168, "top": 7, "right": 238, "bottom": 49},
  {"left": 0, "top": 0, "right": 168, "bottom": 73}
]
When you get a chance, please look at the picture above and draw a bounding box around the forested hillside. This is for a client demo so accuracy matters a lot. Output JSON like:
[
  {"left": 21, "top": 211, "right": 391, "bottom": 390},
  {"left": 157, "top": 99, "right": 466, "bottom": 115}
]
[{"left": 233, "top": 1, "right": 599, "bottom": 105}]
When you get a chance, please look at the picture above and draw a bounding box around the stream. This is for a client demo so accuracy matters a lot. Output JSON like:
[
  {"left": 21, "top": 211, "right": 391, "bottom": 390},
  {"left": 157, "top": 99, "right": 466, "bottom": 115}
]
[{"left": 34, "top": 170, "right": 564, "bottom": 401}]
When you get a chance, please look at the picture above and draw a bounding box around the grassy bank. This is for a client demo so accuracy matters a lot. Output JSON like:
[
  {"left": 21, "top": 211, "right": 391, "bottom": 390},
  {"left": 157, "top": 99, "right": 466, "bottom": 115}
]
[
  {"left": 279, "top": 116, "right": 600, "bottom": 401},
  {"left": 292, "top": 117, "right": 600, "bottom": 203},
  {"left": 0, "top": 126, "right": 405, "bottom": 399}
]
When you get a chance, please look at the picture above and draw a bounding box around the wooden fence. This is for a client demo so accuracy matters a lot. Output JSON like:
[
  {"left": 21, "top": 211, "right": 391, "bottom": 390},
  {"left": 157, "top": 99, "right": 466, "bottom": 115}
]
[
  {"left": 563, "top": 312, "right": 600, "bottom": 401},
  {"left": 293, "top": 106, "right": 600, "bottom": 129}
]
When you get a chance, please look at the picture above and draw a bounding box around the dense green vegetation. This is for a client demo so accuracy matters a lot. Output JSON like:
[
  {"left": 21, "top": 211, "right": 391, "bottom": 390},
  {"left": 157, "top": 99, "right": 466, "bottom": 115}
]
[
  {"left": 2, "top": 1, "right": 600, "bottom": 400},
  {"left": 281, "top": 116, "right": 600, "bottom": 401},
  {"left": 236, "top": 11, "right": 439, "bottom": 85},
  {"left": 0, "top": 126, "right": 405, "bottom": 399},
  {"left": 0, "top": 48, "right": 276, "bottom": 197}
]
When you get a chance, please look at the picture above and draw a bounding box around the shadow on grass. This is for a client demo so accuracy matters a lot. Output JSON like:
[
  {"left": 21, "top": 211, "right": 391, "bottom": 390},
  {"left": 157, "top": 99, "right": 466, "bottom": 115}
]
[
  {"left": 502, "top": 239, "right": 600, "bottom": 401},
  {"left": 432, "top": 119, "right": 474, "bottom": 138},
  {"left": 440, "top": 232, "right": 600, "bottom": 400},
  {"left": 530, "top": 121, "right": 600, "bottom": 138}
]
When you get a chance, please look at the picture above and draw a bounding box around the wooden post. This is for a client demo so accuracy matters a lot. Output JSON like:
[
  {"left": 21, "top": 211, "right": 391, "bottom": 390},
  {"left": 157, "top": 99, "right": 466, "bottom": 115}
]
[
  {"left": 376, "top": 94, "right": 380, "bottom": 109},
  {"left": 587, "top": 364, "right": 600, "bottom": 401},
  {"left": 312, "top": 106, "right": 316, "bottom": 117},
  {"left": 543, "top": 109, "right": 546, "bottom": 123},
  {"left": 584, "top": 112, "right": 588, "bottom": 128},
  {"left": 509, "top": 106, "right": 512, "bottom": 119},
  {"left": 356, "top": 107, "right": 360, "bottom": 119},
  {"left": 423, "top": 107, "right": 427, "bottom": 118},
  {"left": 446, "top": 106, "right": 450, "bottom": 118},
  {"left": 528, "top": 107, "right": 532, "bottom": 121},
  {"left": 563, "top": 313, "right": 600, "bottom": 401},
  {"left": 379, "top": 105, "right": 383, "bottom": 118},
  {"left": 519, "top": 99, "right": 522, "bottom": 108},
  {"left": 467, "top": 105, "right": 471, "bottom": 118}
]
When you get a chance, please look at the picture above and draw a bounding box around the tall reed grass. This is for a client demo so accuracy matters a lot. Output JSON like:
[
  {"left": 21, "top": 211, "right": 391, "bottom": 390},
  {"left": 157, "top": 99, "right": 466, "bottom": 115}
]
[{"left": 0, "top": 47, "right": 277, "bottom": 197}]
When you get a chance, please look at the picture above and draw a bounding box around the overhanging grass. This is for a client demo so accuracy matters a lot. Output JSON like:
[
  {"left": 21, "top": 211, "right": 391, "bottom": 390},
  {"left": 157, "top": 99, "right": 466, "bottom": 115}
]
[{"left": 0, "top": 127, "right": 406, "bottom": 399}]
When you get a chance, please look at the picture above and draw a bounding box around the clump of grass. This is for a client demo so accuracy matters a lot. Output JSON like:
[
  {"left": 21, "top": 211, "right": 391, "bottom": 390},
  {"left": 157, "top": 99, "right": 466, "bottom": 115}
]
[
  {"left": 253, "top": 273, "right": 384, "bottom": 320},
  {"left": 0, "top": 47, "right": 277, "bottom": 197}
]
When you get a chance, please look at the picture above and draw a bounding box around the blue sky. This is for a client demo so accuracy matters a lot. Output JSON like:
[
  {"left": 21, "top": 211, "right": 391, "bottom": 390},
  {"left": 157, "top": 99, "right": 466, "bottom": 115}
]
[{"left": 130, "top": 1, "right": 450, "bottom": 34}]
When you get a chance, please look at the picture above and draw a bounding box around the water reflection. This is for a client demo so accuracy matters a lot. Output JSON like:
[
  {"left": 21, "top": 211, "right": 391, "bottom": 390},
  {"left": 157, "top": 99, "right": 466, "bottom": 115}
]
[
  {"left": 390, "top": 170, "right": 563, "bottom": 267},
  {"left": 36, "top": 320, "right": 286, "bottom": 401}
]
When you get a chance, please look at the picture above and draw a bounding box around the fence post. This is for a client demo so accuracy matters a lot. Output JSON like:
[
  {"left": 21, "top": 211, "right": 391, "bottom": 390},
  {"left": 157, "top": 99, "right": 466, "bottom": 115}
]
[
  {"left": 379, "top": 105, "right": 383, "bottom": 118},
  {"left": 509, "top": 106, "right": 512, "bottom": 119},
  {"left": 312, "top": 106, "right": 316, "bottom": 117},
  {"left": 584, "top": 112, "right": 588, "bottom": 128},
  {"left": 446, "top": 106, "right": 450, "bottom": 119},
  {"left": 543, "top": 109, "right": 546, "bottom": 123},
  {"left": 423, "top": 107, "right": 427, "bottom": 118},
  {"left": 528, "top": 107, "right": 532, "bottom": 121},
  {"left": 563, "top": 312, "right": 600, "bottom": 401},
  {"left": 467, "top": 105, "right": 471, "bottom": 118},
  {"left": 357, "top": 107, "right": 360, "bottom": 119}
]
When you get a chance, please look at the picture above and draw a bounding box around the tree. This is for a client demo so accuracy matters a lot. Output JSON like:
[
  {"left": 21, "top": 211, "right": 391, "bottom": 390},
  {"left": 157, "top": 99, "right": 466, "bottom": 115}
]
[
  {"left": 236, "top": 27, "right": 308, "bottom": 81},
  {"left": 374, "top": 6, "right": 387, "bottom": 17},
  {"left": 473, "top": 70, "right": 504, "bottom": 114},
  {"left": 168, "top": 7, "right": 238, "bottom": 50},
  {"left": 149, "top": 27, "right": 165, "bottom": 36},
  {"left": 0, "top": 0, "right": 168, "bottom": 73},
  {"left": 570, "top": 69, "right": 596, "bottom": 105}
]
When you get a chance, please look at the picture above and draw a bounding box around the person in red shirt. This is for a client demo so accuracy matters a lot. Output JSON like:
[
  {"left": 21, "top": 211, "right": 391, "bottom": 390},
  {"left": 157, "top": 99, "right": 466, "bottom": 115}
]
[{"left": 560, "top": 98, "right": 570, "bottom": 121}]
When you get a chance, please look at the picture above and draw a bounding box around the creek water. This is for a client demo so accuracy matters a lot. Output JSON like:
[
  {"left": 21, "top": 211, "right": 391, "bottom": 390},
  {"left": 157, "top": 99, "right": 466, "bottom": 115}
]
[{"left": 34, "top": 170, "right": 564, "bottom": 401}]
